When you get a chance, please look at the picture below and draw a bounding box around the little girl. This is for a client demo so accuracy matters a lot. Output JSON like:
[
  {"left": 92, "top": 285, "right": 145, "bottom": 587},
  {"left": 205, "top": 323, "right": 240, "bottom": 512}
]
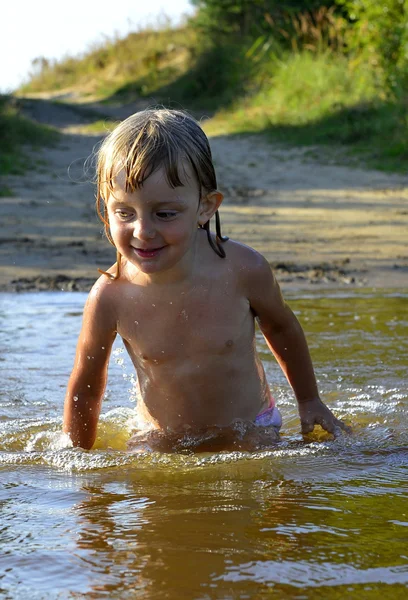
[{"left": 63, "top": 108, "right": 348, "bottom": 451}]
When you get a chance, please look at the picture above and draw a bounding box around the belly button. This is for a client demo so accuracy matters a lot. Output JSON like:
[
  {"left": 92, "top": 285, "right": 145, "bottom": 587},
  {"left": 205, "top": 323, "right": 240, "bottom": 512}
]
[{"left": 226, "top": 339, "right": 234, "bottom": 347}]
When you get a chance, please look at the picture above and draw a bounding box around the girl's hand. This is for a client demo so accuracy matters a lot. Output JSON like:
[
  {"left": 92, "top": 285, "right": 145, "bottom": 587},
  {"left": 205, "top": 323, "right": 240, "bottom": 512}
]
[{"left": 298, "top": 397, "right": 351, "bottom": 436}]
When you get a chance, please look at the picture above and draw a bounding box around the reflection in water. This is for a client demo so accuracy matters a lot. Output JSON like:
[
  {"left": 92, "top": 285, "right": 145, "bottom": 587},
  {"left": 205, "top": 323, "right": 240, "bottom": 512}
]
[{"left": 0, "top": 290, "right": 407, "bottom": 598}]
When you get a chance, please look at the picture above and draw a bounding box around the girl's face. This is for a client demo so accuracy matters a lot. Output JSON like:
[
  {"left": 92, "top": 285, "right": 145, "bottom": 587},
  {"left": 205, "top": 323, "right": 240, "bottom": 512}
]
[{"left": 107, "top": 164, "right": 205, "bottom": 280}]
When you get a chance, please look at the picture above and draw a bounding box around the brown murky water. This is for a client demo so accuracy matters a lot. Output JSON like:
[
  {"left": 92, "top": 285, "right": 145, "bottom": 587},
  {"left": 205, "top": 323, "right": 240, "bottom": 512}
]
[{"left": 0, "top": 290, "right": 407, "bottom": 599}]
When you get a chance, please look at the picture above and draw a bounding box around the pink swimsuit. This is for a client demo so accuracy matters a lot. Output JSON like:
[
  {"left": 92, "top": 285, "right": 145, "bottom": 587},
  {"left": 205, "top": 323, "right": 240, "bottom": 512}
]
[{"left": 255, "top": 395, "right": 282, "bottom": 428}]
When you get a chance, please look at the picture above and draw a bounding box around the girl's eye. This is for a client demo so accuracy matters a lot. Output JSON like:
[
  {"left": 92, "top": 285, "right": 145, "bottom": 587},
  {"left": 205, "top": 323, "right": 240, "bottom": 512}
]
[
  {"left": 115, "top": 210, "right": 132, "bottom": 219},
  {"left": 157, "top": 211, "right": 177, "bottom": 220}
]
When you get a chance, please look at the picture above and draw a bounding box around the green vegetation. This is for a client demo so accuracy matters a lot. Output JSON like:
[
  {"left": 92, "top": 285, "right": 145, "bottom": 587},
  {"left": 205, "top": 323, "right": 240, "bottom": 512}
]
[
  {"left": 17, "top": 1, "right": 408, "bottom": 170},
  {"left": 205, "top": 52, "right": 407, "bottom": 171},
  {"left": 0, "top": 185, "right": 14, "bottom": 197},
  {"left": 0, "top": 95, "right": 59, "bottom": 188},
  {"left": 190, "top": 0, "right": 408, "bottom": 169},
  {"left": 21, "top": 26, "right": 198, "bottom": 101},
  {"left": 76, "top": 119, "right": 118, "bottom": 135}
]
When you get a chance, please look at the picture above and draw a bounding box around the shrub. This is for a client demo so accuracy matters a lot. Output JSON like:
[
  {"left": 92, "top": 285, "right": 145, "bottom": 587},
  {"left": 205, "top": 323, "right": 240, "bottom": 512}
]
[{"left": 339, "top": 0, "right": 408, "bottom": 97}]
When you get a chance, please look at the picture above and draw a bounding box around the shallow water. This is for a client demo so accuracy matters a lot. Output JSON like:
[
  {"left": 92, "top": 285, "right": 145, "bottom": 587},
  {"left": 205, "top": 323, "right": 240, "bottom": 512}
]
[{"left": 0, "top": 290, "right": 407, "bottom": 599}]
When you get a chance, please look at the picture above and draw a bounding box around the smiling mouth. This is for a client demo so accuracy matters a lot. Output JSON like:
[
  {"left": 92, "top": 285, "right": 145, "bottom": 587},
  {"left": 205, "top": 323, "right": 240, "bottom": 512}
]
[{"left": 133, "top": 246, "right": 166, "bottom": 258}]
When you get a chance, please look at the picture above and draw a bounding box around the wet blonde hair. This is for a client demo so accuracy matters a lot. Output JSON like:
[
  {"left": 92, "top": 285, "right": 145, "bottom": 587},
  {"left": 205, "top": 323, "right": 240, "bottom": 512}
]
[{"left": 96, "top": 108, "right": 228, "bottom": 278}]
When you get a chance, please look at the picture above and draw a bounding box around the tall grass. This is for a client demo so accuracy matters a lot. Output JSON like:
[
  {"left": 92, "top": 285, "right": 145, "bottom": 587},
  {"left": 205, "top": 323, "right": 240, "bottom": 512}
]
[
  {"left": 203, "top": 50, "right": 408, "bottom": 170},
  {"left": 206, "top": 50, "right": 378, "bottom": 131},
  {"left": 0, "top": 95, "right": 59, "bottom": 183},
  {"left": 21, "top": 26, "right": 197, "bottom": 101}
]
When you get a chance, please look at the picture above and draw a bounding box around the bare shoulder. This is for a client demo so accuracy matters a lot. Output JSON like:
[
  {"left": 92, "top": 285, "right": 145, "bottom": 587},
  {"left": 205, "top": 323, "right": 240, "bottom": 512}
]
[
  {"left": 224, "top": 239, "right": 276, "bottom": 285},
  {"left": 83, "top": 271, "right": 119, "bottom": 333},
  {"left": 225, "top": 239, "right": 286, "bottom": 320}
]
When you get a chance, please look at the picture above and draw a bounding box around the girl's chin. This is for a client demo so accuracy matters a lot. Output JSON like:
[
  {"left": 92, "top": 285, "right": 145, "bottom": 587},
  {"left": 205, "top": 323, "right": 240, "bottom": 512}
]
[
  {"left": 121, "top": 249, "right": 170, "bottom": 273},
  {"left": 126, "top": 249, "right": 192, "bottom": 277}
]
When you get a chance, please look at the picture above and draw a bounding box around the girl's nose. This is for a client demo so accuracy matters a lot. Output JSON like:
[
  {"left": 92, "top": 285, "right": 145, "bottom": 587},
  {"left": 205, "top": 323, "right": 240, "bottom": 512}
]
[{"left": 133, "top": 218, "right": 155, "bottom": 240}]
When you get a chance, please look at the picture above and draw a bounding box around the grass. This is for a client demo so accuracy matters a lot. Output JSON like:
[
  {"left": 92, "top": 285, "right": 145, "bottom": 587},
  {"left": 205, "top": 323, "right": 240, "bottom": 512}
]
[
  {"left": 0, "top": 95, "right": 59, "bottom": 194},
  {"left": 0, "top": 185, "right": 14, "bottom": 197},
  {"left": 20, "top": 26, "right": 197, "bottom": 102},
  {"left": 16, "top": 23, "right": 408, "bottom": 172},
  {"left": 201, "top": 51, "right": 408, "bottom": 171},
  {"left": 76, "top": 119, "right": 119, "bottom": 135}
]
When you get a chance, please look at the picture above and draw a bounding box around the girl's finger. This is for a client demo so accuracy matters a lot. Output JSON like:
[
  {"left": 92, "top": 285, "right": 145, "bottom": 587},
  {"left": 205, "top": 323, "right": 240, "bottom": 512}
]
[
  {"left": 319, "top": 417, "right": 335, "bottom": 434},
  {"left": 301, "top": 419, "right": 315, "bottom": 434},
  {"left": 335, "top": 418, "right": 352, "bottom": 434}
]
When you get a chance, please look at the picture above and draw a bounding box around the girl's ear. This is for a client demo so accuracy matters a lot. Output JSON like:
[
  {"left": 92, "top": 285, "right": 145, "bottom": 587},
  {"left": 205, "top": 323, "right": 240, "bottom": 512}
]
[{"left": 198, "top": 191, "right": 224, "bottom": 226}]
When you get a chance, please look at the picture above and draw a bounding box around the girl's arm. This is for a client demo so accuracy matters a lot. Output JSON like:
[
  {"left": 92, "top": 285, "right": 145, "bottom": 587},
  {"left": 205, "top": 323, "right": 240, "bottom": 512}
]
[
  {"left": 63, "top": 281, "right": 117, "bottom": 449},
  {"left": 246, "top": 252, "right": 349, "bottom": 434}
]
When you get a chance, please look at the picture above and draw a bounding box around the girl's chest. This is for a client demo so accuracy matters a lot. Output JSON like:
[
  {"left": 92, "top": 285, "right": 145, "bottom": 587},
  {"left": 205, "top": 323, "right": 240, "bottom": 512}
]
[{"left": 117, "top": 286, "right": 253, "bottom": 361}]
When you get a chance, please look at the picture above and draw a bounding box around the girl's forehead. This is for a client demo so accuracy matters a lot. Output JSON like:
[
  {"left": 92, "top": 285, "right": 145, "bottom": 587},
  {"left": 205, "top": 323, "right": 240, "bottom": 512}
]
[{"left": 111, "top": 163, "right": 199, "bottom": 197}]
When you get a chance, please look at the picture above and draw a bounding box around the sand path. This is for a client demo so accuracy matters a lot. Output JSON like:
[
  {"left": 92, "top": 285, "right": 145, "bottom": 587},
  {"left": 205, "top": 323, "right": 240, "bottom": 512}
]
[{"left": 1, "top": 98, "right": 407, "bottom": 291}]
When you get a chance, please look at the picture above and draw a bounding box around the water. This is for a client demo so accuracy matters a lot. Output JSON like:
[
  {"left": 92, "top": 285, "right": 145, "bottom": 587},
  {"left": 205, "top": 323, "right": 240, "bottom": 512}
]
[{"left": 0, "top": 290, "right": 407, "bottom": 599}]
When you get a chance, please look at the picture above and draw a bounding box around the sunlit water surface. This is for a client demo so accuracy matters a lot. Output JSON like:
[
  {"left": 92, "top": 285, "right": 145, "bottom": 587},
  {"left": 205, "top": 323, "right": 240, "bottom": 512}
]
[{"left": 0, "top": 290, "right": 407, "bottom": 599}]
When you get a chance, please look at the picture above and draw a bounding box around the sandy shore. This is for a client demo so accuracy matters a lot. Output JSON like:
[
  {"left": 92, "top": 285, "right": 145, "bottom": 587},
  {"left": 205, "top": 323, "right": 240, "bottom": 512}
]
[{"left": 1, "top": 98, "right": 407, "bottom": 292}]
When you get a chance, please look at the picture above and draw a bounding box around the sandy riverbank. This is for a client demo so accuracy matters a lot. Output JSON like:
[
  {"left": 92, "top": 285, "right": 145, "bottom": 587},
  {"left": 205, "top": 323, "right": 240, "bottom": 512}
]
[{"left": 1, "top": 99, "right": 407, "bottom": 292}]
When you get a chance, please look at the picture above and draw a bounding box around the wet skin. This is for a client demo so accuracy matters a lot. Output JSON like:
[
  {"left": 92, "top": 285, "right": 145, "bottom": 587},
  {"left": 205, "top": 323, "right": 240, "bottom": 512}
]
[{"left": 63, "top": 167, "right": 347, "bottom": 449}]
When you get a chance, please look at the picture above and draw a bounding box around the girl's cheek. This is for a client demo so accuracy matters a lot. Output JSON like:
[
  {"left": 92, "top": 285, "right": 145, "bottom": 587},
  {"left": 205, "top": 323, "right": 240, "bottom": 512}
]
[{"left": 109, "top": 222, "right": 126, "bottom": 242}]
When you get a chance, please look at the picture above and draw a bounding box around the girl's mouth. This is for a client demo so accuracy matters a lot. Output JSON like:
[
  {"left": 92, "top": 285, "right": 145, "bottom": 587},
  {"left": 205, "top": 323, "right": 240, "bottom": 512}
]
[{"left": 133, "top": 246, "right": 166, "bottom": 259}]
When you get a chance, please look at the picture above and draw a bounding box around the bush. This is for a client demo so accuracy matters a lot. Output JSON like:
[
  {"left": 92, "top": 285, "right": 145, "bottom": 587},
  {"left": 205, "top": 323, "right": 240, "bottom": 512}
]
[
  {"left": 191, "top": 1, "right": 339, "bottom": 42},
  {"left": 0, "top": 95, "right": 58, "bottom": 177},
  {"left": 340, "top": 0, "right": 408, "bottom": 97}
]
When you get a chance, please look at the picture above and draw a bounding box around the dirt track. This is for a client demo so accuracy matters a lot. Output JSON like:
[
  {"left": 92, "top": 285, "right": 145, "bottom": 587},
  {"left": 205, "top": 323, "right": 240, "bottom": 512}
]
[{"left": 1, "top": 98, "right": 407, "bottom": 291}]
